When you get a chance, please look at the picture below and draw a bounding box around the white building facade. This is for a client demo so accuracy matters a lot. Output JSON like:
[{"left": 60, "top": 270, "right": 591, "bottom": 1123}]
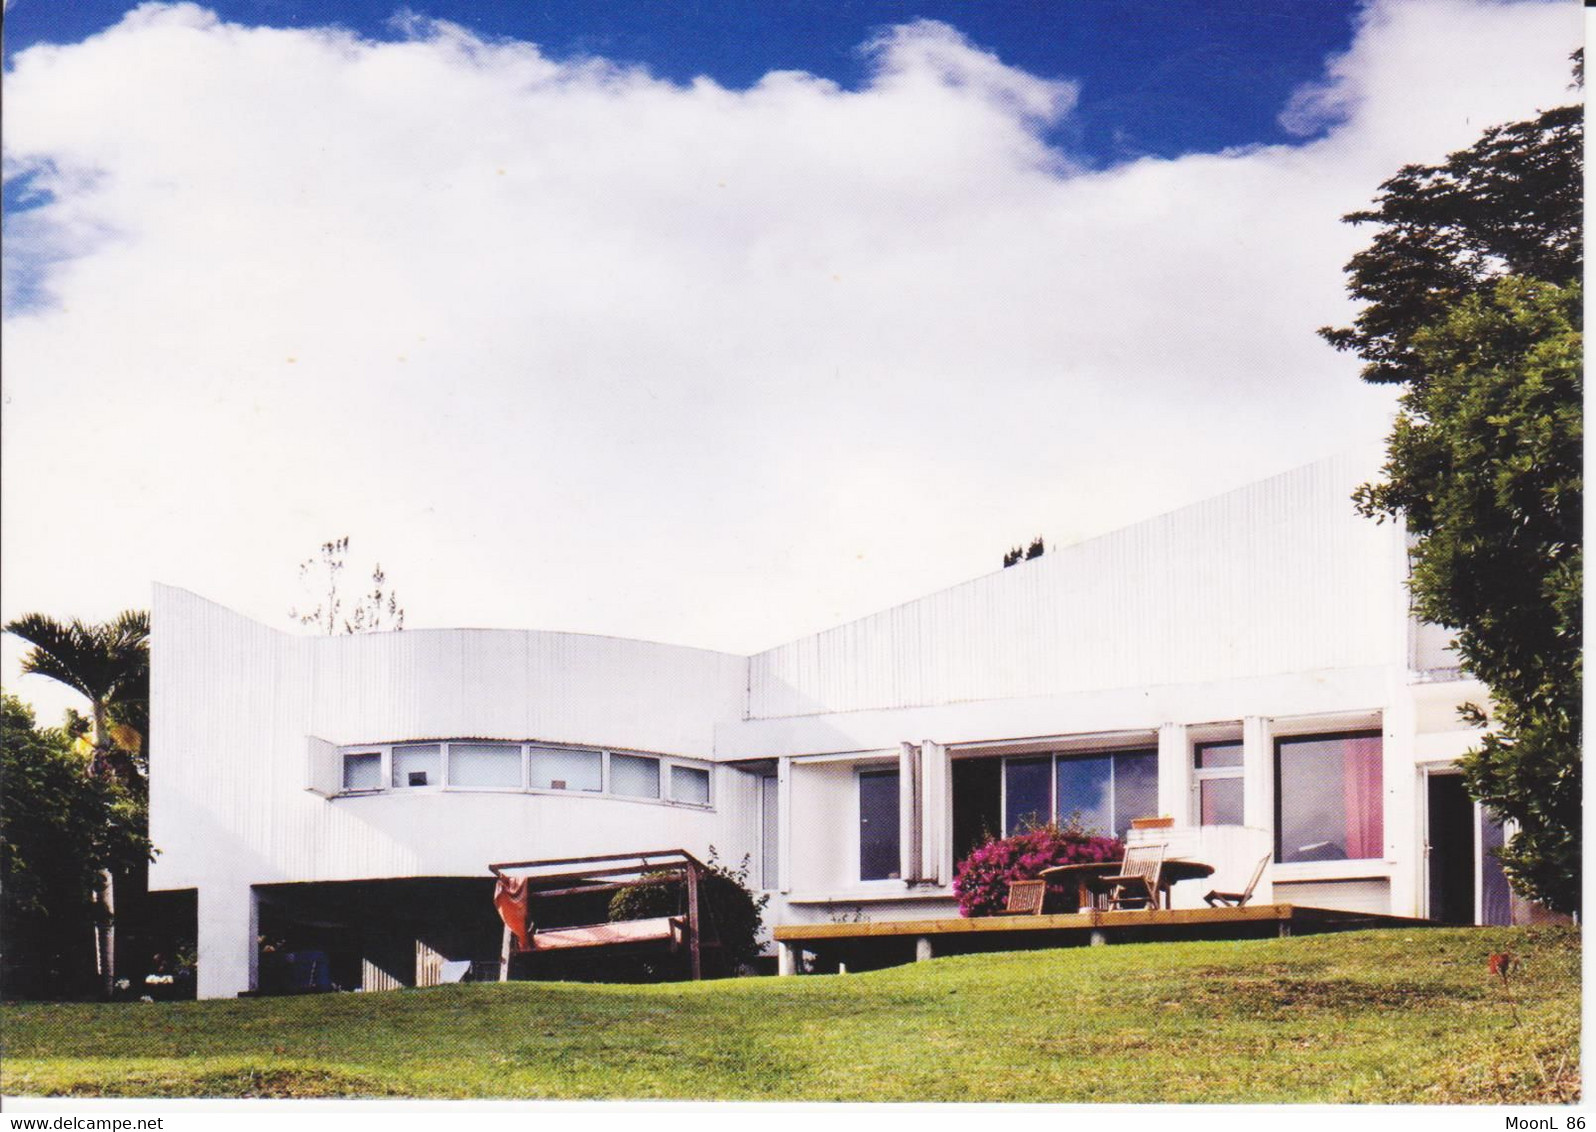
[{"left": 149, "top": 453, "right": 1519, "bottom": 998}]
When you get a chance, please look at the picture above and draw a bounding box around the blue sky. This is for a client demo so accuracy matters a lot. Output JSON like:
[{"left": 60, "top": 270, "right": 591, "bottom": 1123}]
[{"left": 0, "top": 1, "right": 1580, "bottom": 721}]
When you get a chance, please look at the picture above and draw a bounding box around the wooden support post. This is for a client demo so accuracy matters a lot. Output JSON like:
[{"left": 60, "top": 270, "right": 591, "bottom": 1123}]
[
  {"left": 686, "top": 860, "right": 703, "bottom": 981},
  {"left": 499, "top": 925, "right": 512, "bottom": 982}
]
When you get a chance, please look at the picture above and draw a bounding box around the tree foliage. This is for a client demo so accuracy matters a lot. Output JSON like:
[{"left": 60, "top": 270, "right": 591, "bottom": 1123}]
[
  {"left": 3, "top": 611, "right": 149, "bottom": 783},
  {"left": 290, "top": 536, "right": 405, "bottom": 634},
  {"left": 1323, "top": 73, "right": 1582, "bottom": 915},
  {"left": 1321, "top": 100, "right": 1580, "bottom": 389},
  {"left": 608, "top": 851, "right": 769, "bottom": 973},
  {"left": 3, "top": 611, "right": 154, "bottom": 996},
  {"left": 0, "top": 695, "right": 151, "bottom": 999}
]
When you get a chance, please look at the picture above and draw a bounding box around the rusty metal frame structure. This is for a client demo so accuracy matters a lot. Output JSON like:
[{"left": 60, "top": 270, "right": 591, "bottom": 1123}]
[{"left": 489, "top": 849, "right": 712, "bottom": 980}]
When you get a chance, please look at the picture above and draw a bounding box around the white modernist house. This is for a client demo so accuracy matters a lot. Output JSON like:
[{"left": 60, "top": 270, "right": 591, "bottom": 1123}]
[{"left": 150, "top": 451, "right": 1525, "bottom": 998}]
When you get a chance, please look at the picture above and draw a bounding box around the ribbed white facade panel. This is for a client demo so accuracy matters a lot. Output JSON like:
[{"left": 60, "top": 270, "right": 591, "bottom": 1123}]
[
  {"left": 150, "top": 586, "right": 752, "bottom": 894},
  {"left": 305, "top": 624, "right": 746, "bottom": 755},
  {"left": 746, "top": 453, "right": 1403, "bottom": 719}
]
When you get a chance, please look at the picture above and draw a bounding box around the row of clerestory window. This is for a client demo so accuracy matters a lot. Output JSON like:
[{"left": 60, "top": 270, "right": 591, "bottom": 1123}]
[{"left": 339, "top": 741, "right": 712, "bottom": 807}]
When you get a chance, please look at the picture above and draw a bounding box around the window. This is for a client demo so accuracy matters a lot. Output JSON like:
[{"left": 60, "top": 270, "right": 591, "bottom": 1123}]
[
  {"left": 1194, "top": 740, "right": 1244, "bottom": 825},
  {"left": 1003, "top": 757, "right": 1052, "bottom": 835},
  {"left": 669, "top": 764, "right": 711, "bottom": 806},
  {"left": 391, "top": 743, "right": 441, "bottom": 788},
  {"left": 1275, "top": 732, "right": 1383, "bottom": 862},
  {"left": 761, "top": 774, "right": 779, "bottom": 890},
  {"left": 528, "top": 747, "right": 602, "bottom": 792},
  {"left": 610, "top": 753, "right": 661, "bottom": 799},
  {"left": 859, "top": 768, "right": 900, "bottom": 880},
  {"left": 343, "top": 751, "right": 382, "bottom": 791},
  {"left": 1004, "top": 749, "right": 1158, "bottom": 839},
  {"left": 449, "top": 743, "right": 522, "bottom": 788},
  {"left": 331, "top": 740, "right": 712, "bottom": 809}
]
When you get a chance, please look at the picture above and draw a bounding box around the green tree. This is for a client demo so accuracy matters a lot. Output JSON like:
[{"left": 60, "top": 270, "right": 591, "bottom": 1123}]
[
  {"left": 2, "top": 611, "right": 152, "bottom": 995},
  {"left": 1322, "top": 77, "right": 1582, "bottom": 915},
  {"left": 1321, "top": 101, "right": 1580, "bottom": 389},
  {"left": 0, "top": 694, "right": 150, "bottom": 999}
]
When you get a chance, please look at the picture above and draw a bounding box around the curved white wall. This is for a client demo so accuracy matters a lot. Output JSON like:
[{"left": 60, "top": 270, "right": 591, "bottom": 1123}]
[{"left": 149, "top": 586, "right": 752, "bottom": 892}]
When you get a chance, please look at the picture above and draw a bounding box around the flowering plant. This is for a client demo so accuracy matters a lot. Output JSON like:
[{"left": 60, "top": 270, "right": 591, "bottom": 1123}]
[{"left": 952, "top": 821, "right": 1123, "bottom": 917}]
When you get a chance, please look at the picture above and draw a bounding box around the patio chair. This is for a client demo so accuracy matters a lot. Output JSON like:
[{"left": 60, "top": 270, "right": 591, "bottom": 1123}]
[
  {"left": 1203, "top": 852, "right": 1271, "bottom": 908},
  {"left": 1102, "top": 843, "right": 1166, "bottom": 910},
  {"left": 1004, "top": 878, "right": 1048, "bottom": 915}
]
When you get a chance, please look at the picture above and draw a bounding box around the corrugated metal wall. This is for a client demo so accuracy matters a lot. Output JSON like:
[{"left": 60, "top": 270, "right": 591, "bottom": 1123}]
[
  {"left": 746, "top": 454, "right": 1403, "bottom": 719},
  {"left": 149, "top": 586, "right": 756, "bottom": 893}
]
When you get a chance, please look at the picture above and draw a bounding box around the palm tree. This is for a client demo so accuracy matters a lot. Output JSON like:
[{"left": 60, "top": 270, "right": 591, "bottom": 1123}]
[{"left": 4, "top": 611, "right": 150, "bottom": 997}]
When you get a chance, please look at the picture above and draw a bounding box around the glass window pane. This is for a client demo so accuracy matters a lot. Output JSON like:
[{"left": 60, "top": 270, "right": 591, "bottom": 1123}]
[
  {"left": 1200, "top": 777, "right": 1244, "bottom": 825},
  {"left": 343, "top": 752, "right": 381, "bottom": 791},
  {"left": 1004, "top": 757, "right": 1052, "bottom": 836},
  {"left": 449, "top": 743, "right": 522, "bottom": 788},
  {"left": 529, "top": 748, "right": 602, "bottom": 792},
  {"left": 1276, "top": 733, "right": 1382, "bottom": 862},
  {"left": 1055, "top": 755, "right": 1112, "bottom": 837},
  {"left": 392, "top": 743, "right": 441, "bottom": 788},
  {"left": 670, "top": 764, "right": 711, "bottom": 806},
  {"left": 1480, "top": 807, "right": 1512, "bottom": 926},
  {"left": 859, "top": 769, "right": 900, "bottom": 880},
  {"left": 610, "top": 753, "right": 660, "bottom": 798},
  {"left": 761, "top": 775, "right": 779, "bottom": 890},
  {"left": 1196, "top": 741, "right": 1243, "bottom": 769},
  {"left": 1111, "top": 750, "right": 1159, "bottom": 839}
]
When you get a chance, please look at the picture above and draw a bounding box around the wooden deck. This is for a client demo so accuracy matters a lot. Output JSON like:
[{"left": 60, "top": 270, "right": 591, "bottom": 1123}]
[{"left": 772, "top": 903, "right": 1434, "bottom": 973}]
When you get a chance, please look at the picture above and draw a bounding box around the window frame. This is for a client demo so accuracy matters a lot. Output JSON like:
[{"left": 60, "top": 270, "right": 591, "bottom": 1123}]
[
  {"left": 446, "top": 740, "right": 527, "bottom": 792},
  {"left": 526, "top": 744, "right": 603, "bottom": 794},
  {"left": 1273, "top": 729, "right": 1384, "bottom": 865},
  {"left": 390, "top": 742, "right": 444, "bottom": 792},
  {"left": 666, "top": 762, "right": 713, "bottom": 808},
  {"left": 331, "top": 739, "right": 715, "bottom": 810},
  {"left": 1000, "top": 747, "right": 1159, "bottom": 840},
  {"left": 1191, "top": 738, "right": 1245, "bottom": 826},
  {"left": 856, "top": 763, "right": 902, "bottom": 883},
  {"left": 341, "top": 749, "right": 385, "bottom": 794}
]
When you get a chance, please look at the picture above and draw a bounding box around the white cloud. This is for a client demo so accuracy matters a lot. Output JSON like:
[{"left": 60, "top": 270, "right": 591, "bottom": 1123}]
[{"left": 0, "top": 0, "right": 1580, "bottom": 717}]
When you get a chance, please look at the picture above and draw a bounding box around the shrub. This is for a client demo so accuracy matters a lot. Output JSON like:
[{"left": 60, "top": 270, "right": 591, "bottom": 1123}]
[
  {"left": 952, "top": 821, "right": 1122, "bottom": 917},
  {"left": 608, "top": 849, "right": 769, "bottom": 972}
]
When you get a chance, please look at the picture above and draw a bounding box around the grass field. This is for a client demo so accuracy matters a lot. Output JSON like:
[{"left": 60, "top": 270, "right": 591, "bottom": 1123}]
[{"left": 2, "top": 925, "right": 1579, "bottom": 1103}]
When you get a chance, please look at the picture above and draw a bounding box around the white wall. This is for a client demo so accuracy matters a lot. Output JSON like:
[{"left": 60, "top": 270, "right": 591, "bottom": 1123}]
[
  {"left": 151, "top": 451, "right": 1489, "bottom": 993},
  {"left": 746, "top": 453, "right": 1404, "bottom": 720},
  {"left": 151, "top": 585, "right": 754, "bottom": 888}
]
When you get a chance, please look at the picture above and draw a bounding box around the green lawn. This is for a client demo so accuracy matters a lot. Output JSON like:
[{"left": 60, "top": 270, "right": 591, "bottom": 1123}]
[{"left": 2, "top": 926, "right": 1579, "bottom": 1103}]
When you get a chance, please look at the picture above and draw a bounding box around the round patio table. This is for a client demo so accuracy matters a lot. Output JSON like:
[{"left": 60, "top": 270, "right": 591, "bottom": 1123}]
[{"left": 1039, "top": 858, "right": 1215, "bottom": 912}]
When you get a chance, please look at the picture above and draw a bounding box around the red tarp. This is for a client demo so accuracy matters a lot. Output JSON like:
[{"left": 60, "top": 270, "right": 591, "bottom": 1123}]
[{"left": 493, "top": 874, "right": 532, "bottom": 950}]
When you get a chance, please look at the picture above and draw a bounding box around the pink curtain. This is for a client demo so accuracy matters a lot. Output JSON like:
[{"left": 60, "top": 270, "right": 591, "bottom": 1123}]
[{"left": 1341, "top": 735, "right": 1383, "bottom": 858}]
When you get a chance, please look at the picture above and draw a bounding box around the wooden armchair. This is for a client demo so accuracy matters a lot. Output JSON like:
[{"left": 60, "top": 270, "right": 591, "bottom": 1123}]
[
  {"left": 1204, "top": 852, "right": 1271, "bottom": 908},
  {"left": 1103, "top": 843, "right": 1166, "bottom": 910},
  {"left": 1005, "top": 878, "right": 1049, "bottom": 915}
]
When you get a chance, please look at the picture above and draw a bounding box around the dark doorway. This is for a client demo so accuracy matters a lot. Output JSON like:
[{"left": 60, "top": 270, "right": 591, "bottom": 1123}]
[
  {"left": 952, "top": 758, "right": 1002, "bottom": 865},
  {"left": 1426, "top": 773, "right": 1475, "bottom": 924}
]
